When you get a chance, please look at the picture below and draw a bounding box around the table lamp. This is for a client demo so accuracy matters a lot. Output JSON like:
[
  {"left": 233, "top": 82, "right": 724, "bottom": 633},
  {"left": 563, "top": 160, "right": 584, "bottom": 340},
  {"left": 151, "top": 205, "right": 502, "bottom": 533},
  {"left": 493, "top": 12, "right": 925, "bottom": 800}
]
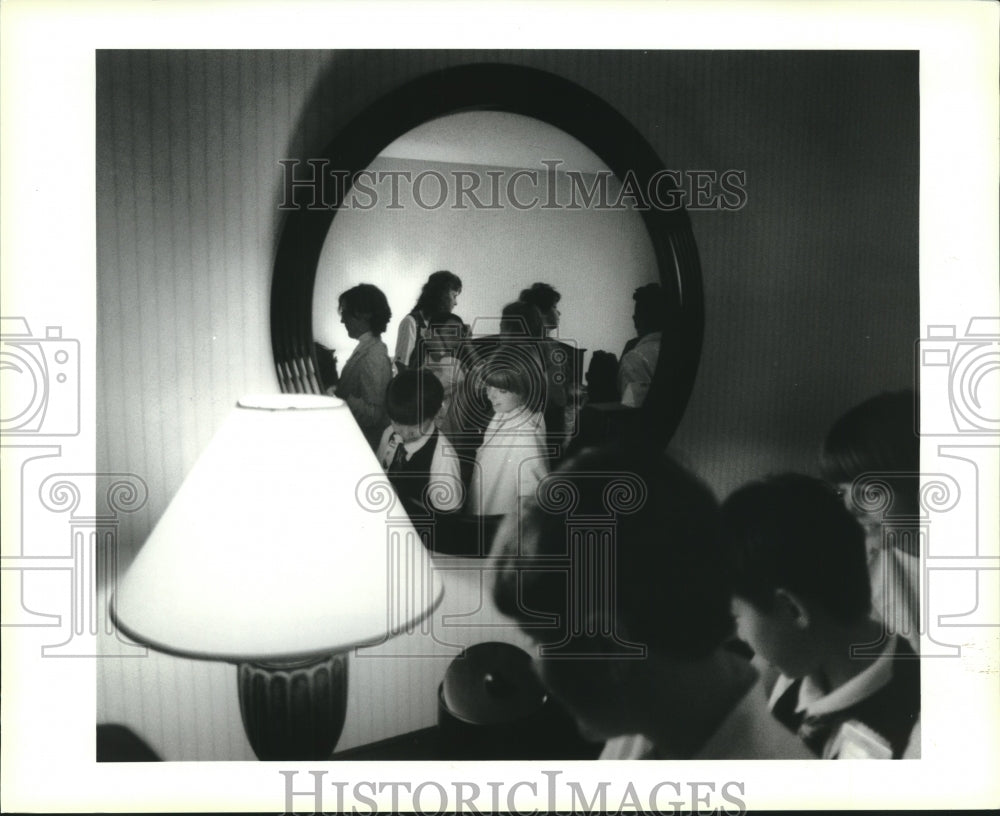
[{"left": 112, "top": 394, "right": 443, "bottom": 760}]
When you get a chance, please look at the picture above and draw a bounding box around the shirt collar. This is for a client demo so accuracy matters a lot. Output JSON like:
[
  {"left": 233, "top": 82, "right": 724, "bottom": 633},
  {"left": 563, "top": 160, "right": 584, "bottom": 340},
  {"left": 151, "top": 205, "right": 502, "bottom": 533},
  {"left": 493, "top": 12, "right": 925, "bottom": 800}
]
[
  {"left": 770, "top": 635, "right": 900, "bottom": 718},
  {"left": 396, "top": 429, "right": 434, "bottom": 458}
]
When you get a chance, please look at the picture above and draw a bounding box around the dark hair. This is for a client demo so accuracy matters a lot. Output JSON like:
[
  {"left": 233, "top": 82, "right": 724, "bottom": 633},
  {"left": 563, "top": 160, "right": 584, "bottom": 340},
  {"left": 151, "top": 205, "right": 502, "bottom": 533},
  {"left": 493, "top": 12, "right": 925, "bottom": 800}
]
[
  {"left": 500, "top": 301, "right": 545, "bottom": 338},
  {"left": 820, "top": 390, "right": 918, "bottom": 483},
  {"left": 481, "top": 354, "right": 533, "bottom": 398},
  {"left": 720, "top": 473, "right": 871, "bottom": 625},
  {"left": 338, "top": 284, "right": 391, "bottom": 335},
  {"left": 585, "top": 350, "right": 620, "bottom": 403},
  {"left": 519, "top": 282, "right": 561, "bottom": 314},
  {"left": 414, "top": 270, "right": 462, "bottom": 315},
  {"left": 385, "top": 369, "right": 444, "bottom": 426},
  {"left": 633, "top": 283, "right": 666, "bottom": 334},
  {"left": 492, "top": 446, "right": 731, "bottom": 659}
]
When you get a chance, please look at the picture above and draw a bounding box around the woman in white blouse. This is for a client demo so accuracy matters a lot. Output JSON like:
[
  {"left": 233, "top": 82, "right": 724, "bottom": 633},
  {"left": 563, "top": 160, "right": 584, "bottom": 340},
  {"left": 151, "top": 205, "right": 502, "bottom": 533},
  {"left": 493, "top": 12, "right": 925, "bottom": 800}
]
[{"left": 335, "top": 284, "right": 393, "bottom": 450}]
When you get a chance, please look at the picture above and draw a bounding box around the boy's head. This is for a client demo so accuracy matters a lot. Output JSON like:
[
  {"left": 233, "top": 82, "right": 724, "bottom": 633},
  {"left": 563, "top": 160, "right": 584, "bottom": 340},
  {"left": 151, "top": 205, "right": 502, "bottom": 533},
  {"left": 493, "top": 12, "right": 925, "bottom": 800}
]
[
  {"left": 385, "top": 369, "right": 443, "bottom": 441},
  {"left": 491, "top": 446, "right": 731, "bottom": 739},
  {"left": 720, "top": 474, "right": 872, "bottom": 678}
]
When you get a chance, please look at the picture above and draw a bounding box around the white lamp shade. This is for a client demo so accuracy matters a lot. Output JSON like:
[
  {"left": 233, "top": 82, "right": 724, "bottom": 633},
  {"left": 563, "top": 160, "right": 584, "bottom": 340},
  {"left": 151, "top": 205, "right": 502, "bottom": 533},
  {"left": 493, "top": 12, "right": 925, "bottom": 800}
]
[{"left": 113, "top": 394, "right": 443, "bottom": 661}]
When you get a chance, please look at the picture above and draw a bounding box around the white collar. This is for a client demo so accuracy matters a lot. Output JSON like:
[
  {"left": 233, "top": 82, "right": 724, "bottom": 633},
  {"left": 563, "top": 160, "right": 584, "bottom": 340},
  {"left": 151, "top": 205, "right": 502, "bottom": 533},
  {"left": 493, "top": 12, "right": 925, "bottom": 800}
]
[
  {"left": 769, "top": 634, "right": 900, "bottom": 718},
  {"left": 398, "top": 429, "right": 434, "bottom": 457}
]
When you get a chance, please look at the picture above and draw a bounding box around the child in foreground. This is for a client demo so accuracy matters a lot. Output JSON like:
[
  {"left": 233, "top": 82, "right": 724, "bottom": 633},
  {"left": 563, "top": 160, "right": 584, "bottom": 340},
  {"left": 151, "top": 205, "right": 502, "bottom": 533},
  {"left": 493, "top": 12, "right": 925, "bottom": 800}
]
[
  {"left": 721, "top": 473, "right": 920, "bottom": 759},
  {"left": 821, "top": 389, "right": 920, "bottom": 653},
  {"left": 490, "top": 446, "right": 813, "bottom": 760}
]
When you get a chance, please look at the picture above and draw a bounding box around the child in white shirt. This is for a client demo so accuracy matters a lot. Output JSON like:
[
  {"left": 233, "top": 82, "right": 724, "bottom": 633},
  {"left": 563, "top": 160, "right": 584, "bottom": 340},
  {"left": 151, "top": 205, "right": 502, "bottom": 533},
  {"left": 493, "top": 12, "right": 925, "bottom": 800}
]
[{"left": 467, "top": 356, "right": 548, "bottom": 518}]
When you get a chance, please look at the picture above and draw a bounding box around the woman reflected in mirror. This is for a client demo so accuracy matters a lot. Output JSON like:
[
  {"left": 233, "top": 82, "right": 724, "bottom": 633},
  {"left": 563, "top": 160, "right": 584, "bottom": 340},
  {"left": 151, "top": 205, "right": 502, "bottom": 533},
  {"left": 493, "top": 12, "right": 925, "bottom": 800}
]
[
  {"left": 335, "top": 284, "right": 393, "bottom": 450},
  {"left": 518, "top": 282, "right": 561, "bottom": 338},
  {"left": 394, "top": 270, "right": 463, "bottom": 373}
]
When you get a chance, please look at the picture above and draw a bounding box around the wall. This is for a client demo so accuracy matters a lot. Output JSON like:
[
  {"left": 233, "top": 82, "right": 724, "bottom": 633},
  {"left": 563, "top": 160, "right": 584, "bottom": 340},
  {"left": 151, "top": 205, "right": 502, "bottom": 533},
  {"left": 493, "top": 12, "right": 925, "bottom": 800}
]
[
  {"left": 96, "top": 50, "right": 917, "bottom": 759},
  {"left": 312, "top": 154, "right": 658, "bottom": 367}
]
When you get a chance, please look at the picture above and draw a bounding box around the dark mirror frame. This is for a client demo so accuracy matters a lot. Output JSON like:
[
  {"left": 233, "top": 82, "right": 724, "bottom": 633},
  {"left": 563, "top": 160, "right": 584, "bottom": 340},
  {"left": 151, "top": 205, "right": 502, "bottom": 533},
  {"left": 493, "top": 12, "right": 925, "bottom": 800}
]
[{"left": 270, "top": 62, "right": 704, "bottom": 450}]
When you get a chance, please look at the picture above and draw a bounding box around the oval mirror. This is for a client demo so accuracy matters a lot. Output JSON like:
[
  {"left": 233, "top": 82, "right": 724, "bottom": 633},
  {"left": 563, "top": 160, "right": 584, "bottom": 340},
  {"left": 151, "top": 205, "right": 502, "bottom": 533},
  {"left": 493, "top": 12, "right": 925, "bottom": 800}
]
[{"left": 271, "top": 63, "right": 703, "bottom": 452}]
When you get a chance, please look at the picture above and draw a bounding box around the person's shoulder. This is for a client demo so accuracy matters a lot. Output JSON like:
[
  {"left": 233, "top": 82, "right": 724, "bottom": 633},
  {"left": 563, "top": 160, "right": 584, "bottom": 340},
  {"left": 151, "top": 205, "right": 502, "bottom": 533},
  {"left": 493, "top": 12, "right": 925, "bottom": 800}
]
[
  {"left": 697, "top": 670, "right": 814, "bottom": 760},
  {"left": 523, "top": 409, "right": 545, "bottom": 428},
  {"left": 434, "top": 429, "right": 459, "bottom": 458},
  {"left": 365, "top": 335, "right": 390, "bottom": 357},
  {"left": 620, "top": 344, "right": 640, "bottom": 365}
]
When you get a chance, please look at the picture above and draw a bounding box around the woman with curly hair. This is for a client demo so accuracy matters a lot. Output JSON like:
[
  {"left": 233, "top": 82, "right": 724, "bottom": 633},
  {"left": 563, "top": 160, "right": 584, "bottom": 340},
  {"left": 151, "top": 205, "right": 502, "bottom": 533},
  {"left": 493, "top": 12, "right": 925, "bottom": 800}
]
[{"left": 394, "top": 270, "right": 463, "bottom": 372}]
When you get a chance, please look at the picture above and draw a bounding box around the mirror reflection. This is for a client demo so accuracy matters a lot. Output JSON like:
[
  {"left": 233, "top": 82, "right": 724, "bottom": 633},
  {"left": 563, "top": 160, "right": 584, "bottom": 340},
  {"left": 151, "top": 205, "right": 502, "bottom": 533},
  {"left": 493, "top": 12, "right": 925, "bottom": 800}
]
[{"left": 312, "top": 112, "right": 663, "bottom": 492}]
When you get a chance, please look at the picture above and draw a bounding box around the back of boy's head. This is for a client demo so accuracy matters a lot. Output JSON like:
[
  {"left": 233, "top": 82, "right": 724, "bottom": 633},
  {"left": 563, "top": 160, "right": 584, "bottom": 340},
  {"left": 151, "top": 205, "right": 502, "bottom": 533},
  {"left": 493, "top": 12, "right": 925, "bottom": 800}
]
[
  {"left": 820, "top": 390, "right": 918, "bottom": 483},
  {"left": 721, "top": 474, "right": 871, "bottom": 625},
  {"left": 385, "top": 369, "right": 444, "bottom": 426},
  {"left": 492, "top": 445, "right": 733, "bottom": 659}
]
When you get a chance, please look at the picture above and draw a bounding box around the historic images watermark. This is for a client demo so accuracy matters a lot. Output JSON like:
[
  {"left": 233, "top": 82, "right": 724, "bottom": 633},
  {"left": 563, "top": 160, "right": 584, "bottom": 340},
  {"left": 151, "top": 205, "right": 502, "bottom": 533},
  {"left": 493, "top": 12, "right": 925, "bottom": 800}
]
[
  {"left": 280, "top": 769, "right": 748, "bottom": 815},
  {"left": 915, "top": 317, "right": 1000, "bottom": 652},
  {"left": 1, "top": 315, "right": 145, "bottom": 658},
  {"left": 0, "top": 317, "right": 80, "bottom": 437},
  {"left": 278, "top": 159, "right": 749, "bottom": 212}
]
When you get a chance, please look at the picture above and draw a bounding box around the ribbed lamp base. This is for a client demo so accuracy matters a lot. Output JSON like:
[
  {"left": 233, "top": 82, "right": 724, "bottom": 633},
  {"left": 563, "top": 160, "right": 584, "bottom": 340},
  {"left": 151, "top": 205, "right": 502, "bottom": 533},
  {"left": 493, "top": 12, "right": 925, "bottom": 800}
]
[{"left": 237, "top": 652, "right": 349, "bottom": 761}]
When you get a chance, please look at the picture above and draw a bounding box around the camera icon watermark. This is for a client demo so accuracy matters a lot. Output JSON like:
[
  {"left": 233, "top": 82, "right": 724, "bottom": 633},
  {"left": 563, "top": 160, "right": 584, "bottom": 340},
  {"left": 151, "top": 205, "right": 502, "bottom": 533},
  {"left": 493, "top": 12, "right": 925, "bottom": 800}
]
[
  {"left": 917, "top": 317, "right": 999, "bottom": 435},
  {"left": 0, "top": 316, "right": 81, "bottom": 437}
]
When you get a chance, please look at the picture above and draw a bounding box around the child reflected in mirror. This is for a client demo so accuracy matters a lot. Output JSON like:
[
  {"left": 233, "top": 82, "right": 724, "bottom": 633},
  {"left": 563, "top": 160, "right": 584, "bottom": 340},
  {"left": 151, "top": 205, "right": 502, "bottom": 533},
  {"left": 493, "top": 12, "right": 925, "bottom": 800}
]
[
  {"left": 466, "top": 353, "right": 548, "bottom": 518},
  {"left": 376, "top": 369, "right": 464, "bottom": 516}
]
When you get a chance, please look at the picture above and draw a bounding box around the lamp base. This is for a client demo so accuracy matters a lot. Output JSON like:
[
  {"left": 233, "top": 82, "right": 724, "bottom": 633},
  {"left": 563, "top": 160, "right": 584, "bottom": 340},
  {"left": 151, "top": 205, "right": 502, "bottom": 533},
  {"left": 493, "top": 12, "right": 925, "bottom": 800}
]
[{"left": 237, "top": 652, "right": 348, "bottom": 761}]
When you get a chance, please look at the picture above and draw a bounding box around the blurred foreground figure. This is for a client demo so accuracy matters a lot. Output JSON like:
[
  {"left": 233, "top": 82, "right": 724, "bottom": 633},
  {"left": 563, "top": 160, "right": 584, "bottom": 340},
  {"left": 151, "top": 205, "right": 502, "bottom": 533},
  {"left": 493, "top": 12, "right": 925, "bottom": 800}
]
[
  {"left": 491, "top": 446, "right": 812, "bottom": 760},
  {"left": 820, "top": 390, "right": 920, "bottom": 653}
]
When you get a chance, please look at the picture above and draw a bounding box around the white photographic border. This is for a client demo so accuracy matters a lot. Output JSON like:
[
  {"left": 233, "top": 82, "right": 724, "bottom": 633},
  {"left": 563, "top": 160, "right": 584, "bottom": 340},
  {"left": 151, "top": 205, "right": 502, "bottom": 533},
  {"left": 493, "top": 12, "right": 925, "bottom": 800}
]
[{"left": 1, "top": 1, "right": 997, "bottom": 812}]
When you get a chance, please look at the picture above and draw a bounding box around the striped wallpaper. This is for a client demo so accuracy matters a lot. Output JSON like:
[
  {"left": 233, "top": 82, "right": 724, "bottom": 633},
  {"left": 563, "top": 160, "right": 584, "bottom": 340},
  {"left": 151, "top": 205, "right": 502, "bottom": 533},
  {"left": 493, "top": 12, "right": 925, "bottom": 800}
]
[{"left": 96, "top": 50, "right": 918, "bottom": 759}]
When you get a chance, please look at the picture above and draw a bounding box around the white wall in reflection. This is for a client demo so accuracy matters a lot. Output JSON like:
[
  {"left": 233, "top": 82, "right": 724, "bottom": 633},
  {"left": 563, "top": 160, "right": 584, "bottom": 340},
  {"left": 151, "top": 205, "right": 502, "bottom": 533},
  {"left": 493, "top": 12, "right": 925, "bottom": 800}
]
[{"left": 313, "top": 112, "right": 659, "bottom": 371}]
